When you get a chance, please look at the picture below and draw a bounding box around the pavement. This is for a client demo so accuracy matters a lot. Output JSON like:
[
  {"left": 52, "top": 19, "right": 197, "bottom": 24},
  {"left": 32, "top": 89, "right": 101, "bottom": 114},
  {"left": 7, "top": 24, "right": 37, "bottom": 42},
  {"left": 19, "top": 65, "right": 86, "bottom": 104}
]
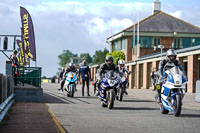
[
  {"left": 43, "top": 83, "right": 200, "bottom": 133},
  {"left": 0, "top": 102, "right": 60, "bottom": 133},
  {"left": 0, "top": 83, "right": 200, "bottom": 133}
]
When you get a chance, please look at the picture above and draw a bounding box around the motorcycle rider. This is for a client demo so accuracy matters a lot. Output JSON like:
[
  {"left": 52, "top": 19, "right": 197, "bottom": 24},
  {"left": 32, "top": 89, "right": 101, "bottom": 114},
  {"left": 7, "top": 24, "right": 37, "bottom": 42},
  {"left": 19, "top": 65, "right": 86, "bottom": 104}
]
[
  {"left": 61, "top": 63, "right": 77, "bottom": 92},
  {"left": 98, "top": 55, "right": 119, "bottom": 104},
  {"left": 157, "top": 49, "right": 184, "bottom": 102},
  {"left": 58, "top": 67, "right": 65, "bottom": 91},
  {"left": 118, "top": 59, "right": 131, "bottom": 95}
]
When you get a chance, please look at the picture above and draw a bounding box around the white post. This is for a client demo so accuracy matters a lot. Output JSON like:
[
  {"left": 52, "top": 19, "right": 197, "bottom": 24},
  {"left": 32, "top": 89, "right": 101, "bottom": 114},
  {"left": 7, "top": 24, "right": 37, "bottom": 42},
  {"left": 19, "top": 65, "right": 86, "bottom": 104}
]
[{"left": 137, "top": 11, "right": 140, "bottom": 57}]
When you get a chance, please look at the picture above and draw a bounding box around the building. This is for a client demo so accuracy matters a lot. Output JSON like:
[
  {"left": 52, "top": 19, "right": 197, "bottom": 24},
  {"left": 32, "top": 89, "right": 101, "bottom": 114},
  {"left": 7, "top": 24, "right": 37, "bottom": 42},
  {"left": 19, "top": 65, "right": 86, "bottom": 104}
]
[
  {"left": 90, "top": 0, "right": 200, "bottom": 93},
  {"left": 70, "top": 57, "right": 86, "bottom": 66}
]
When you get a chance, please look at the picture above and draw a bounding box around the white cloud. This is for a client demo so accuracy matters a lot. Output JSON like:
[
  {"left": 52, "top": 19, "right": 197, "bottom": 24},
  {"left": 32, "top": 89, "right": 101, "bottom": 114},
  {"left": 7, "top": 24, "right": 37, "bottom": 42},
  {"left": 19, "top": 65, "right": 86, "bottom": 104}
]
[
  {"left": 168, "top": 10, "right": 183, "bottom": 18},
  {"left": 2, "top": 1, "right": 198, "bottom": 77}
]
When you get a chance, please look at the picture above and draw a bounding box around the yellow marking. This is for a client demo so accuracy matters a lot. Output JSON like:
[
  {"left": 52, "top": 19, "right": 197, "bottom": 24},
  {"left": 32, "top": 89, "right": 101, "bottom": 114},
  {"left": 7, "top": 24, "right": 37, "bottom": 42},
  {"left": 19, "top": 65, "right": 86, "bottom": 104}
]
[
  {"left": 45, "top": 104, "right": 66, "bottom": 133},
  {"left": 101, "top": 85, "right": 105, "bottom": 90},
  {"left": 156, "top": 85, "right": 161, "bottom": 90},
  {"left": 42, "top": 79, "right": 49, "bottom": 83}
]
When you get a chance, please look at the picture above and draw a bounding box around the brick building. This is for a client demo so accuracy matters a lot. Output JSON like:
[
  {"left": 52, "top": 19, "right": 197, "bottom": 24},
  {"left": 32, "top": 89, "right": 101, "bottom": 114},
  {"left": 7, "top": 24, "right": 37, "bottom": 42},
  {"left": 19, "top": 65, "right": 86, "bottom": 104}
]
[{"left": 90, "top": 0, "right": 200, "bottom": 93}]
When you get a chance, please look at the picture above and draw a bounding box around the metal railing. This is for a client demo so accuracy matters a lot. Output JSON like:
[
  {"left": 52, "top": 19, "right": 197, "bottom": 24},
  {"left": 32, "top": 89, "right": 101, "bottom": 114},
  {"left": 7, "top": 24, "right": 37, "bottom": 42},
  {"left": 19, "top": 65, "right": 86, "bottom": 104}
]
[
  {"left": 13, "top": 67, "right": 42, "bottom": 87},
  {"left": 0, "top": 74, "right": 15, "bottom": 122}
]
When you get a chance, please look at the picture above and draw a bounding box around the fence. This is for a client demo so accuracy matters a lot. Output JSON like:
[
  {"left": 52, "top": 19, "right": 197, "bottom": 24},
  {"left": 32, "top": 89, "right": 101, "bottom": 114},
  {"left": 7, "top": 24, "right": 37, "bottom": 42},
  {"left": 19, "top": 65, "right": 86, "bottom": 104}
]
[
  {"left": 0, "top": 73, "right": 15, "bottom": 122},
  {"left": 13, "top": 67, "right": 42, "bottom": 87}
]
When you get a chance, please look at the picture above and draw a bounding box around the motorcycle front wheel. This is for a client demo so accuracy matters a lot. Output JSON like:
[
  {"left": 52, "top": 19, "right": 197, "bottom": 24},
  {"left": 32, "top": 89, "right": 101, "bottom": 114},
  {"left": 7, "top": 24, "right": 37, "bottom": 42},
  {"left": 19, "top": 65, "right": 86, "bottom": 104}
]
[
  {"left": 119, "top": 87, "right": 124, "bottom": 102},
  {"left": 108, "top": 89, "right": 115, "bottom": 109},
  {"left": 173, "top": 95, "right": 182, "bottom": 117},
  {"left": 69, "top": 85, "right": 75, "bottom": 97}
]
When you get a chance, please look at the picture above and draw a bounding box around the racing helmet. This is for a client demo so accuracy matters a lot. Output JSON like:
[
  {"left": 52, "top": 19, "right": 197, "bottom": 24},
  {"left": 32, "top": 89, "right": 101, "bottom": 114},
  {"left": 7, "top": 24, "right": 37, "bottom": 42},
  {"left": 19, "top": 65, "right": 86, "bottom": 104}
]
[
  {"left": 118, "top": 59, "right": 125, "bottom": 68},
  {"left": 105, "top": 55, "right": 114, "bottom": 67},
  {"left": 166, "top": 49, "right": 177, "bottom": 63}
]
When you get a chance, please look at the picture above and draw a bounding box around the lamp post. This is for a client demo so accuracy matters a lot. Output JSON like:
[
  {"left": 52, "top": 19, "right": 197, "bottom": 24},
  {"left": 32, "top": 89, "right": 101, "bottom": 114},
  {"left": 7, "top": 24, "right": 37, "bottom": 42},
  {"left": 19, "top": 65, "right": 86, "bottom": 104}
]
[
  {"left": 172, "top": 32, "right": 177, "bottom": 48},
  {"left": 154, "top": 44, "right": 164, "bottom": 57},
  {"left": 192, "top": 38, "right": 195, "bottom": 46}
]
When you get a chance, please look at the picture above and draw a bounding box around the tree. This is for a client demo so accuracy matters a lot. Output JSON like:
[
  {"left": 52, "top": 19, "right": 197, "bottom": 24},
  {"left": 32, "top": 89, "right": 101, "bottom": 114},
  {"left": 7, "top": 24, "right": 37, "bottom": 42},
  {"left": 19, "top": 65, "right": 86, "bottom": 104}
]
[
  {"left": 92, "top": 48, "right": 109, "bottom": 64},
  {"left": 80, "top": 53, "right": 92, "bottom": 64},
  {"left": 106, "top": 51, "right": 125, "bottom": 64},
  {"left": 58, "top": 50, "right": 77, "bottom": 67}
]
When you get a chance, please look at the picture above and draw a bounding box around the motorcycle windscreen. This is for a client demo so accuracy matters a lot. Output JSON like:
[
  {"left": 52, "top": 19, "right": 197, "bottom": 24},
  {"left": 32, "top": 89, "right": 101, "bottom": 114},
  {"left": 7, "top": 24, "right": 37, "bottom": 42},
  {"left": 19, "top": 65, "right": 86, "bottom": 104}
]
[
  {"left": 168, "top": 66, "right": 183, "bottom": 75},
  {"left": 106, "top": 71, "right": 117, "bottom": 80}
]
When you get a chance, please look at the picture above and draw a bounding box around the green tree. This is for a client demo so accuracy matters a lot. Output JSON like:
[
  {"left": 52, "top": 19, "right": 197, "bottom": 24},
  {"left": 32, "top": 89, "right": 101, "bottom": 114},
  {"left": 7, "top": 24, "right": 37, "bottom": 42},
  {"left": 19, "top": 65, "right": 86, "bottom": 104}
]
[
  {"left": 106, "top": 51, "right": 125, "bottom": 64},
  {"left": 92, "top": 48, "right": 109, "bottom": 64},
  {"left": 58, "top": 50, "right": 77, "bottom": 67},
  {"left": 80, "top": 53, "right": 92, "bottom": 64}
]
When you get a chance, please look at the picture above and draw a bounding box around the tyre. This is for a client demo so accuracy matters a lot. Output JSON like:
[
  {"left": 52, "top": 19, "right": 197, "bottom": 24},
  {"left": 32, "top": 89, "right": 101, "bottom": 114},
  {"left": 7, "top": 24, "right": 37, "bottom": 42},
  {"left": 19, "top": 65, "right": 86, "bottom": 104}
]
[
  {"left": 101, "top": 102, "right": 107, "bottom": 107},
  {"left": 108, "top": 89, "right": 115, "bottom": 109},
  {"left": 173, "top": 95, "right": 182, "bottom": 117},
  {"left": 160, "top": 105, "right": 169, "bottom": 114},
  {"left": 70, "top": 85, "right": 74, "bottom": 97},
  {"left": 119, "top": 87, "right": 124, "bottom": 102}
]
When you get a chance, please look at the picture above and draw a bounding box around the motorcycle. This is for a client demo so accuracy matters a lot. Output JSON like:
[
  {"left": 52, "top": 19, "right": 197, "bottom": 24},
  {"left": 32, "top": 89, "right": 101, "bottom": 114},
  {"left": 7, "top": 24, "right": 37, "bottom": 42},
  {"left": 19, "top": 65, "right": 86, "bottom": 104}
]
[
  {"left": 156, "top": 66, "right": 187, "bottom": 117},
  {"left": 99, "top": 71, "right": 120, "bottom": 109},
  {"left": 64, "top": 72, "right": 78, "bottom": 97},
  {"left": 118, "top": 74, "right": 128, "bottom": 102}
]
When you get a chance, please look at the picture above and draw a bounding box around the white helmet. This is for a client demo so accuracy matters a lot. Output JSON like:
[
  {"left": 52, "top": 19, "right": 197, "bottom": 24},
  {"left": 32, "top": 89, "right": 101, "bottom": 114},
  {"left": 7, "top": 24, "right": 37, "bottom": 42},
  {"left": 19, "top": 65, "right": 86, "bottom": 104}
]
[{"left": 118, "top": 59, "right": 125, "bottom": 68}]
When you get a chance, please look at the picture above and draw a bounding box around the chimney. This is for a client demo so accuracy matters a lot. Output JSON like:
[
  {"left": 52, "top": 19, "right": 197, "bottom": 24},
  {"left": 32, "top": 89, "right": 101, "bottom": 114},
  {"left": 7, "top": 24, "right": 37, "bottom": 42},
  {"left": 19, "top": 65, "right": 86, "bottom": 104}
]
[{"left": 153, "top": 0, "right": 161, "bottom": 14}]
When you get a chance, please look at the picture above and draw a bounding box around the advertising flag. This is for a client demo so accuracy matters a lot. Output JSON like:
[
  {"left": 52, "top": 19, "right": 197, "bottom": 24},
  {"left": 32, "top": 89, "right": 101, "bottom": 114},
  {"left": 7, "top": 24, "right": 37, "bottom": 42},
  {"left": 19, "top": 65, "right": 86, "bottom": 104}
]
[{"left": 20, "top": 6, "right": 36, "bottom": 61}]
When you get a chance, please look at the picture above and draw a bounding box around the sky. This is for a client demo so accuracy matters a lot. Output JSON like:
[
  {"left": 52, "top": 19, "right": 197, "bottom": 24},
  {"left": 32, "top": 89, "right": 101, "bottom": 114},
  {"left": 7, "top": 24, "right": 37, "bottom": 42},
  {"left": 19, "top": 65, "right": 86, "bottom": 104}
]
[{"left": 0, "top": 0, "right": 200, "bottom": 77}]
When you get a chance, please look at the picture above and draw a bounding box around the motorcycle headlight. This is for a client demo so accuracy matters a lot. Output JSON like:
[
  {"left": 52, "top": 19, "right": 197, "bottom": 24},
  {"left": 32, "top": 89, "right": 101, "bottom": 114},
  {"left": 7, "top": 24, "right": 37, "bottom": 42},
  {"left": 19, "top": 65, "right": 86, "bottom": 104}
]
[{"left": 108, "top": 80, "right": 116, "bottom": 86}]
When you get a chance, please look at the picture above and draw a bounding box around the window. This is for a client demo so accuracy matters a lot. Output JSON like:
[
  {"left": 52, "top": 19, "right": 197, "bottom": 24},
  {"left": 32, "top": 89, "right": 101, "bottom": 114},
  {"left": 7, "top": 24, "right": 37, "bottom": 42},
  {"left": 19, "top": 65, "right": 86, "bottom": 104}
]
[
  {"left": 73, "top": 59, "right": 78, "bottom": 64},
  {"left": 141, "top": 37, "right": 152, "bottom": 48},
  {"left": 153, "top": 37, "right": 160, "bottom": 47},
  {"left": 182, "top": 38, "right": 191, "bottom": 48},
  {"left": 113, "top": 39, "right": 126, "bottom": 51},
  {"left": 174, "top": 38, "right": 182, "bottom": 48},
  {"left": 131, "top": 36, "right": 151, "bottom": 48},
  {"left": 122, "top": 38, "right": 126, "bottom": 50}
]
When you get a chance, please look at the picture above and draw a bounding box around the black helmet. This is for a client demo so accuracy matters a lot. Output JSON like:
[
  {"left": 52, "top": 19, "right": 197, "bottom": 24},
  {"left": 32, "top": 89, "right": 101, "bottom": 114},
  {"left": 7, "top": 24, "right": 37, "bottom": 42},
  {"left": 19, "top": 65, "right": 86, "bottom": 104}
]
[
  {"left": 69, "top": 62, "right": 75, "bottom": 68},
  {"left": 166, "top": 49, "right": 177, "bottom": 63},
  {"left": 105, "top": 55, "right": 114, "bottom": 67},
  {"left": 13, "top": 50, "right": 17, "bottom": 54}
]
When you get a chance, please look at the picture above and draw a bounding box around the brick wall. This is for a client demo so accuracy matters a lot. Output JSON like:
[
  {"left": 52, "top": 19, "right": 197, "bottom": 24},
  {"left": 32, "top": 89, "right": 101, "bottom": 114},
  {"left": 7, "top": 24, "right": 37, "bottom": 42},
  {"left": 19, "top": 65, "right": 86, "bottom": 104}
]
[
  {"left": 142, "top": 62, "right": 148, "bottom": 89},
  {"left": 187, "top": 55, "right": 199, "bottom": 93},
  {"left": 128, "top": 65, "right": 134, "bottom": 89},
  {"left": 161, "top": 37, "right": 173, "bottom": 48},
  {"left": 125, "top": 37, "right": 132, "bottom": 62}
]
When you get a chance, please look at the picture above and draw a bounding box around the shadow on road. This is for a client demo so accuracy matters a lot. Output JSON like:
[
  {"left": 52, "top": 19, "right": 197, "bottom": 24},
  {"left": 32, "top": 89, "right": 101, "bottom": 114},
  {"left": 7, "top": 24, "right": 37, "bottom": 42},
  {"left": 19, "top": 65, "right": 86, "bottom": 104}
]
[
  {"left": 114, "top": 107, "right": 159, "bottom": 111},
  {"left": 75, "top": 96, "right": 98, "bottom": 99},
  {"left": 43, "top": 91, "right": 76, "bottom": 104},
  {"left": 43, "top": 93, "right": 69, "bottom": 104},
  {"left": 181, "top": 114, "right": 200, "bottom": 118},
  {"left": 123, "top": 99, "right": 155, "bottom": 103}
]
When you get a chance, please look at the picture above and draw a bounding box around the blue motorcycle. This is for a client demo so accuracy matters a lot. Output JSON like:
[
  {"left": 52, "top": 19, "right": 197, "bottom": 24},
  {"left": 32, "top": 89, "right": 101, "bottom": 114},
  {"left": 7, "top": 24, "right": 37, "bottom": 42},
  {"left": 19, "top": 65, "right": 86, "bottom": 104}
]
[
  {"left": 64, "top": 72, "right": 78, "bottom": 97},
  {"left": 99, "top": 71, "right": 120, "bottom": 109},
  {"left": 158, "top": 66, "right": 187, "bottom": 117}
]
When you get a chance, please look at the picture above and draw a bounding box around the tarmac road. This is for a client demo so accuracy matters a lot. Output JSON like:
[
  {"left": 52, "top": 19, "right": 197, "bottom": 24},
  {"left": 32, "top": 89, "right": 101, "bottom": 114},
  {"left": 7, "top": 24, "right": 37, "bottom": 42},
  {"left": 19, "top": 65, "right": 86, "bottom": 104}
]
[{"left": 43, "top": 83, "right": 200, "bottom": 133}]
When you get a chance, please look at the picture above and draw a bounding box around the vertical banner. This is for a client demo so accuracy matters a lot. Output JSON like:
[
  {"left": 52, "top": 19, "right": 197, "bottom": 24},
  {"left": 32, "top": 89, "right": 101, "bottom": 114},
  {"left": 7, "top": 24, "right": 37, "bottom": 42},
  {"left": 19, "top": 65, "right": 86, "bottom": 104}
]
[
  {"left": 17, "top": 40, "right": 25, "bottom": 66},
  {"left": 21, "top": 27, "right": 30, "bottom": 65},
  {"left": 20, "top": 6, "right": 36, "bottom": 61}
]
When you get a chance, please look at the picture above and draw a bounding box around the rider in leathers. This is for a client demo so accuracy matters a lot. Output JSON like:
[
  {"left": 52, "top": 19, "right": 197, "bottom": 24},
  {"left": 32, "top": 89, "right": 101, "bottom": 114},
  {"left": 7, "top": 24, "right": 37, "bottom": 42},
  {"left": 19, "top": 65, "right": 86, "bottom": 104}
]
[
  {"left": 157, "top": 49, "right": 184, "bottom": 102},
  {"left": 98, "top": 55, "right": 119, "bottom": 104},
  {"left": 118, "top": 59, "right": 131, "bottom": 95},
  {"left": 60, "top": 63, "right": 77, "bottom": 92}
]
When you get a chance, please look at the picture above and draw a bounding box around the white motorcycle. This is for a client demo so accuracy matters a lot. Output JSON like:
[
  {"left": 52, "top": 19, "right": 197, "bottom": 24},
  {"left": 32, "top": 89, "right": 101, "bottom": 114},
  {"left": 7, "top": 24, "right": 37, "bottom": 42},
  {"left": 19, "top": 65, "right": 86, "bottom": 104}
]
[
  {"left": 157, "top": 65, "right": 187, "bottom": 117},
  {"left": 64, "top": 72, "right": 78, "bottom": 97}
]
